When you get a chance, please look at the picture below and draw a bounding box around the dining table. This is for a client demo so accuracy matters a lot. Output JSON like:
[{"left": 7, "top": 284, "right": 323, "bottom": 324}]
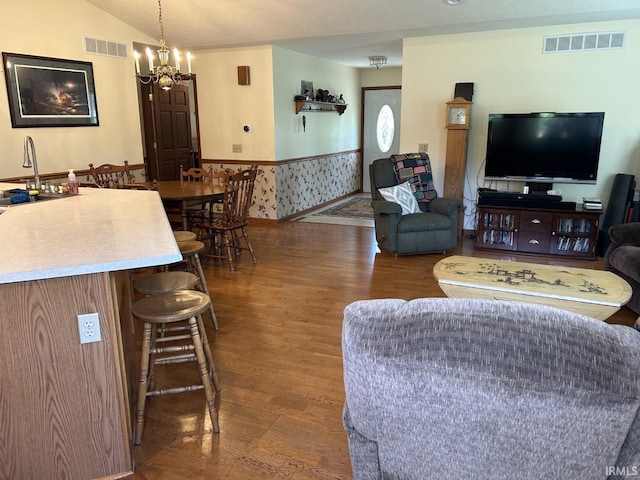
[{"left": 147, "top": 180, "right": 224, "bottom": 231}]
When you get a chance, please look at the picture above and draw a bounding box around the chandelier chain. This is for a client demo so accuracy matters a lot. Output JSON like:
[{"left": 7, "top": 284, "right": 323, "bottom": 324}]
[
  {"left": 158, "top": 0, "right": 165, "bottom": 45},
  {"left": 134, "top": 0, "right": 192, "bottom": 90}
]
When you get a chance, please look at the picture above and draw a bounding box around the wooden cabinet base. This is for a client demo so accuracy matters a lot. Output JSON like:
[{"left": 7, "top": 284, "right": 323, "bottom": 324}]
[
  {"left": 476, "top": 205, "right": 601, "bottom": 259},
  {"left": 0, "top": 272, "right": 134, "bottom": 479}
]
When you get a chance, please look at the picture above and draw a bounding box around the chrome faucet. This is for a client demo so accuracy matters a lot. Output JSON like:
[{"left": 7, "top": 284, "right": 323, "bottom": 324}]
[{"left": 23, "top": 136, "right": 41, "bottom": 190}]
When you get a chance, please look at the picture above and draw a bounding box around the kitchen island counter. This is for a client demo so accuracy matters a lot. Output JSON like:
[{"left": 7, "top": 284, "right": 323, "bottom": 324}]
[
  {"left": 0, "top": 182, "right": 181, "bottom": 283},
  {"left": 0, "top": 182, "right": 180, "bottom": 480}
]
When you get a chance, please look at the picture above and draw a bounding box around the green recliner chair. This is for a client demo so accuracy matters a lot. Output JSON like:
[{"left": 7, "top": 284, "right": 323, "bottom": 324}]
[{"left": 370, "top": 157, "right": 462, "bottom": 255}]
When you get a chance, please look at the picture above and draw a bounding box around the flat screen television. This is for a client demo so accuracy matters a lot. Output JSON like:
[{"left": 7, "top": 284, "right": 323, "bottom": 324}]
[{"left": 484, "top": 112, "right": 605, "bottom": 185}]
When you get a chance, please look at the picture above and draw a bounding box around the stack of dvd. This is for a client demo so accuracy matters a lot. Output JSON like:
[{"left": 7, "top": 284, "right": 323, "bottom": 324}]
[{"left": 582, "top": 197, "right": 602, "bottom": 210}]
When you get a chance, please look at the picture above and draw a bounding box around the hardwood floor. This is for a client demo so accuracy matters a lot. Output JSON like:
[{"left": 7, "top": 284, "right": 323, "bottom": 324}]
[{"left": 126, "top": 221, "right": 637, "bottom": 479}]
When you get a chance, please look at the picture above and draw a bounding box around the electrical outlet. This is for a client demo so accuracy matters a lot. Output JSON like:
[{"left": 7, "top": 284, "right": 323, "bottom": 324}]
[
  {"left": 232, "top": 144, "right": 242, "bottom": 153},
  {"left": 77, "top": 313, "right": 102, "bottom": 344},
  {"left": 419, "top": 143, "right": 429, "bottom": 153}
]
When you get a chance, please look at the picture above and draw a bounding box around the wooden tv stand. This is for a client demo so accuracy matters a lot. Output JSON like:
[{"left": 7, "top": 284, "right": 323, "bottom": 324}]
[{"left": 476, "top": 204, "right": 602, "bottom": 259}]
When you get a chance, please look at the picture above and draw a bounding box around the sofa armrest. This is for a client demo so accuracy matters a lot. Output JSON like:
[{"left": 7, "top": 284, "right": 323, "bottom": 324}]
[
  {"left": 609, "top": 223, "right": 640, "bottom": 247},
  {"left": 372, "top": 199, "right": 402, "bottom": 216},
  {"left": 427, "top": 197, "right": 463, "bottom": 217}
]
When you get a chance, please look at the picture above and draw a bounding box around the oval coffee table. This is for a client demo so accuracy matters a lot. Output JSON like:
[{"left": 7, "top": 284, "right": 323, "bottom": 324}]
[{"left": 433, "top": 255, "right": 632, "bottom": 321}]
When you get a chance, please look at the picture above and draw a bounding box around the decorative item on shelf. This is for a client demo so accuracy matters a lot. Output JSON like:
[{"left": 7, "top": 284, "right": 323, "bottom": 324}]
[
  {"left": 315, "top": 89, "right": 330, "bottom": 102},
  {"left": 301, "top": 80, "right": 314, "bottom": 100},
  {"left": 293, "top": 89, "right": 348, "bottom": 115},
  {"left": 368, "top": 56, "right": 387, "bottom": 69},
  {"left": 133, "top": 0, "right": 192, "bottom": 91}
]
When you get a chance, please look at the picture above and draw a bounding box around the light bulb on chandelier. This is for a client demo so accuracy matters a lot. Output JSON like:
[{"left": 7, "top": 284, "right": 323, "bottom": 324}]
[{"left": 133, "top": 0, "right": 192, "bottom": 90}]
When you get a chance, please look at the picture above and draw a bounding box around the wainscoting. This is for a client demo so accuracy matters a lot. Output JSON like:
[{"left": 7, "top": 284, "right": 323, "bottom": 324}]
[{"left": 204, "top": 150, "right": 361, "bottom": 221}]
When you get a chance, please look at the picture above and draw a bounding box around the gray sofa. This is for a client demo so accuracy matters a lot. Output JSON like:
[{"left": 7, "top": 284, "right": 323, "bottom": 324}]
[
  {"left": 369, "top": 158, "right": 461, "bottom": 255},
  {"left": 604, "top": 222, "right": 640, "bottom": 315},
  {"left": 342, "top": 298, "right": 640, "bottom": 479}
]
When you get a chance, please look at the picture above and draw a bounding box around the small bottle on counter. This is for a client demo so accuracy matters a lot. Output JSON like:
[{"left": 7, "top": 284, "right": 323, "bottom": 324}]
[{"left": 67, "top": 169, "right": 79, "bottom": 196}]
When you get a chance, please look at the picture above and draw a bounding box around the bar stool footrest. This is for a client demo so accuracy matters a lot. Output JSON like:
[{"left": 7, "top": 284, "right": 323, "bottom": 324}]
[
  {"left": 147, "top": 384, "right": 204, "bottom": 397},
  {"left": 154, "top": 353, "right": 197, "bottom": 364}
]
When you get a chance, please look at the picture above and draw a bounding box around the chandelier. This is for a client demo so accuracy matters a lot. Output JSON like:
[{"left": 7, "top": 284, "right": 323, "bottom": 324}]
[
  {"left": 133, "top": 0, "right": 191, "bottom": 90},
  {"left": 368, "top": 56, "right": 387, "bottom": 69}
]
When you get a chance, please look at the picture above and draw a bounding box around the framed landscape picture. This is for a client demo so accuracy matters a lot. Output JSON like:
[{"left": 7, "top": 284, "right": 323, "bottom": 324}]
[{"left": 2, "top": 52, "right": 99, "bottom": 127}]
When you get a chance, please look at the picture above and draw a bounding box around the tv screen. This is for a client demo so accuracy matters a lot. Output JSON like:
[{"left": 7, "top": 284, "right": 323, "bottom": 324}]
[{"left": 484, "top": 112, "right": 605, "bottom": 184}]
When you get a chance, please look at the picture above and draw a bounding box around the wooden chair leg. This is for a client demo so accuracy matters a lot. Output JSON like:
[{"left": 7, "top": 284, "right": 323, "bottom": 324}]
[
  {"left": 196, "top": 314, "right": 220, "bottom": 392},
  {"left": 135, "top": 322, "right": 153, "bottom": 445},
  {"left": 190, "top": 252, "right": 219, "bottom": 331},
  {"left": 148, "top": 325, "right": 158, "bottom": 392},
  {"left": 188, "top": 316, "right": 220, "bottom": 433},
  {"left": 241, "top": 227, "right": 257, "bottom": 263},
  {"left": 221, "top": 231, "right": 236, "bottom": 272}
]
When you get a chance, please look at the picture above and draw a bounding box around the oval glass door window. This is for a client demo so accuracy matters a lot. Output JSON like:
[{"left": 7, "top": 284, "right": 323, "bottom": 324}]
[{"left": 376, "top": 104, "right": 395, "bottom": 153}]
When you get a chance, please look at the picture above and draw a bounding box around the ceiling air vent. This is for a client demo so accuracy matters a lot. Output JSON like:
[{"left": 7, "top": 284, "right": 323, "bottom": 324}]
[
  {"left": 543, "top": 31, "right": 625, "bottom": 53},
  {"left": 84, "top": 37, "right": 128, "bottom": 59}
]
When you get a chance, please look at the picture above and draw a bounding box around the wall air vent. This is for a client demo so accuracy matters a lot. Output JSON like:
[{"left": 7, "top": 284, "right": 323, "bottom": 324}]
[
  {"left": 543, "top": 31, "right": 625, "bottom": 53},
  {"left": 84, "top": 37, "right": 128, "bottom": 59}
]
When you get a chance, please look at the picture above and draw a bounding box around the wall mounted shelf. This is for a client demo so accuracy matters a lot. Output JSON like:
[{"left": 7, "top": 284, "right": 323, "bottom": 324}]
[{"left": 294, "top": 100, "right": 347, "bottom": 115}]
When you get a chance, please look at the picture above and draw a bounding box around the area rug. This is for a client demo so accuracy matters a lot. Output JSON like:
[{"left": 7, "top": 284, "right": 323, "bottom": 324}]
[{"left": 295, "top": 195, "right": 374, "bottom": 227}]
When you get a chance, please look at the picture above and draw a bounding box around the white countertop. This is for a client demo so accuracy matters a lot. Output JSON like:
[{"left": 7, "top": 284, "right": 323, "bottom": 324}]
[{"left": 0, "top": 182, "right": 182, "bottom": 284}]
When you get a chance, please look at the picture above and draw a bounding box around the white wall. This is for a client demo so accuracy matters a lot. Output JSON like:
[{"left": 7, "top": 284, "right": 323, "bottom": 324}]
[
  {"left": 193, "top": 45, "right": 276, "bottom": 161},
  {"left": 272, "top": 46, "right": 360, "bottom": 160},
  {"left": 360, "top": 67, "right": 402, "bottom": 87},
  {"left": 402, "top": 20, "right": 640, "bottom": 229},
  {"left": 0, "top": 0, "right": 155, "bottom": 179}
]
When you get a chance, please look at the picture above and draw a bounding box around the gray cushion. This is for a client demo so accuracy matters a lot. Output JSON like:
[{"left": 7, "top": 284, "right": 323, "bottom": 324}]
[{"left": 342, "top": 298, "right": 640, "bottom": 479}]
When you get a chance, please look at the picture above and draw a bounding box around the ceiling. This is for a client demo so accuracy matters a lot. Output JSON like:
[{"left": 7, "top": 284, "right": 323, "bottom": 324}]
[{"left": 86, "top": 0, "right": 640, "bottom": 68}]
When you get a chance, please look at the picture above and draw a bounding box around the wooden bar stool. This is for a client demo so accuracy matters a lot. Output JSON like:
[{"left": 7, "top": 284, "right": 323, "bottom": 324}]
[
  {"left": 178, "top": 240, "right": 219, "bottom": 331},
  {"left": 132, "top": 290, "right": 220, "bottom": 444},
  {"left": 173, "top": 230, "right": 197, "bottom": 243},
  {"left": 133, "top": 271, "right": 220, "bottom": 393},
  {"left": 134, "top": 271, "right": 198, "bottom": 295}
]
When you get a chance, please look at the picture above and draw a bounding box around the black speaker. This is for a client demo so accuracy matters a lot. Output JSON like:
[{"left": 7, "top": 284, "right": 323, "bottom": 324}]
[
  {"left": 596, "top": 173, "right": 636, "bottom": 256},
  {"left": 454, "top": 82, "right": 474, "bottom": 101}
]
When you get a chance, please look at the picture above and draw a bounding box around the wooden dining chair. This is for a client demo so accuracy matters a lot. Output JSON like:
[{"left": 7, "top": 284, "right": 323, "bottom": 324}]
[
  {"left": 198, "top": 166, "right": 258, "bottom": 272},
  {"left": 89, "top": 161, "right": 135, "bottom": 188},
  {"left": 179, "top": 165, "right": 214, "bottom": 228},
  {"left": 180, "top": 165, "right": 213, "bottom": 184}
]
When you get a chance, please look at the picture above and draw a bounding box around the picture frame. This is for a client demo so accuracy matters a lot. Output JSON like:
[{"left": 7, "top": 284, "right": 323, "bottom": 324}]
[
  {"left": 301, "top": 80, "right": 313, "bottom": 100},
  {"left": 2, "top": 52, "right": 99, "bottom": 128}
]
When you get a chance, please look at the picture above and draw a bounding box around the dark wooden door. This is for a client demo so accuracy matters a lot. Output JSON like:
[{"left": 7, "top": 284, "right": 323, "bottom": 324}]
[{"left": 141, "top": 82, "right": 195, "bottom": 181}]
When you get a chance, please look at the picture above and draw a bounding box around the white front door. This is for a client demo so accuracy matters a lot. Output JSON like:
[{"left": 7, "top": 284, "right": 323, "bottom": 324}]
[{"left": 363, "top": 88, "right": 402, "bottom": 192}]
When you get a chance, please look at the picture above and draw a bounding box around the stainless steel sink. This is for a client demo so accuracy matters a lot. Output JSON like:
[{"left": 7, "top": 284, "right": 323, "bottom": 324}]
[{"left": 0, "top": 189, "right": 67, "bottom": 206}]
